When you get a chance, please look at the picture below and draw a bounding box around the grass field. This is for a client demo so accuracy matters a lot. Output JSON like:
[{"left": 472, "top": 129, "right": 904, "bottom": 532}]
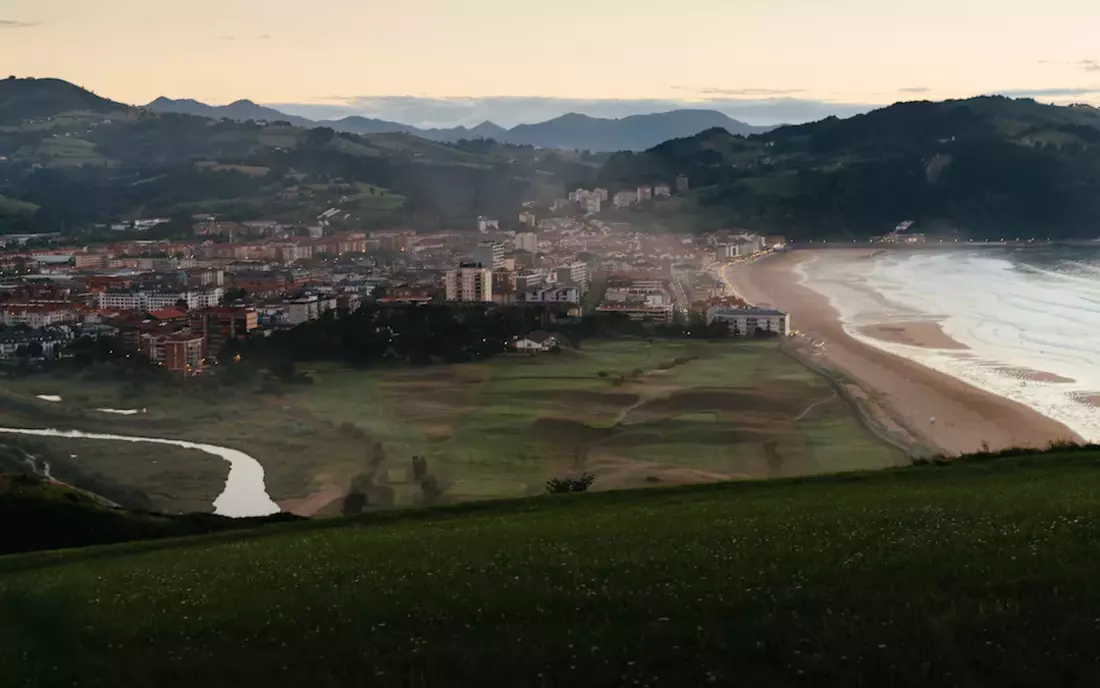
[
  {"left": 0, "top": 195, "right": 40, "bottom": 217},
  {"left": 4, "top": 449, "right": 1100, "bottom": 685},
  {"left": 0, "top": 340, "right": 902, "bottom": 515}
]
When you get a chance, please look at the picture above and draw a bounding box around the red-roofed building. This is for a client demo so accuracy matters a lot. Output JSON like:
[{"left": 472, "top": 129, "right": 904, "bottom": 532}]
[{"left": 146, "top": 307, "right": 188, "bottom": 322}]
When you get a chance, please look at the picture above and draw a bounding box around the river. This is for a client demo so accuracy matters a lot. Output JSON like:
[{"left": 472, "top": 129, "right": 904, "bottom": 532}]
[{"left": 0, "top": 427, "right": 280, "bottom": 518}]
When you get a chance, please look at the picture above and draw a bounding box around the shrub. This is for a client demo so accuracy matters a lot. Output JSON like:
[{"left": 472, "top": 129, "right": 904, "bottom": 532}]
[
  {"left": 341, "top": 490, "right": 367, "bottom": 516},
  {"left": 545, "top": 472, "right": 596, "bottom": 494}
]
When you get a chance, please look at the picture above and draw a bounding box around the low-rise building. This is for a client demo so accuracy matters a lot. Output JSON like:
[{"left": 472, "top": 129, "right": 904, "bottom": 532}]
[
  {"left": 705, "top": 307, "right": 790, "bottom": 336},
  {"left": 524, "top": 286, "right": 581, "bottom": 305},
  {"left": 512, "top": 331, "right": 559, "bottom": 352}
]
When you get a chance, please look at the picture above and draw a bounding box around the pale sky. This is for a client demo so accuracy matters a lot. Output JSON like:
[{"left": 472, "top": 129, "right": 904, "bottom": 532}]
[{"left": 4, "top": 0, "right": 1100, "bottom": 125}]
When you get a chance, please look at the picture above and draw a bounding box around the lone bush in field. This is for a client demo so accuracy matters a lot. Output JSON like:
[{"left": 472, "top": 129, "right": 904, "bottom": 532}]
[{"left": 546, "top": 472, "right": 596, "bottom": 494}]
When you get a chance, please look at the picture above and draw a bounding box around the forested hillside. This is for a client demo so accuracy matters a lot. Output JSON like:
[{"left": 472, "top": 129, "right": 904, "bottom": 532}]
[
  {"left": 599, "top": 96, "right": 1100, "bottom": 238},
  {"left": 0, "top": 78, "right": 598, "bottom": 233}
]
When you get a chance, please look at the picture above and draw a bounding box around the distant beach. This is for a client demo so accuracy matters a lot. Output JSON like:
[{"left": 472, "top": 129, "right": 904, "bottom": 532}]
[{"left": 728, "top": 249, "right": 1083, "bottom": 455}]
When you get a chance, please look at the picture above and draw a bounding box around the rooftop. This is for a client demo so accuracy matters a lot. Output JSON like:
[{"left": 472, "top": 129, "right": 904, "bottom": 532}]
[{"left": 708, "top": 307, "right": 788, "bottom": 317}]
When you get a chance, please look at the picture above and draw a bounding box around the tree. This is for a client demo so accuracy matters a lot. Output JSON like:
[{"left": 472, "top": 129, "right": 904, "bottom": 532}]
[
  {"left": 420, "top": 476, "right": 442, "bottom": 505},
  {"left": 174, "top": 298, "right": 189, "bottom": 312},
  {"left": 411, "top": 456, "right": 428, "bottom": 483},
  {"left": 341, "top": 489, "right": 367, "bottom": 516},
  {"left": 222, "top": 287, "right": 249, "bottom": 304}
]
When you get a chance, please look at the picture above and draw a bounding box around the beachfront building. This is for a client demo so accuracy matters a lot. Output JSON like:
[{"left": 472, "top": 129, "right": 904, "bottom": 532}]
[{"left": 706, "top": 307, "right": 790, "bottom": 336}]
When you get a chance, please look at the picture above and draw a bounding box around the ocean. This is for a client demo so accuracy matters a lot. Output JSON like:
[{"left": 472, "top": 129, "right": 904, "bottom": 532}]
[{"left": 799, "top": 247, "right": 1100, "bottom": 442}]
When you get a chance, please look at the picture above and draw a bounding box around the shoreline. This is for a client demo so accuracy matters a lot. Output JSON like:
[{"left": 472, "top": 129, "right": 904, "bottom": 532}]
[{"left": 727, "top": 250, "right": 1082, "bottom": 456}]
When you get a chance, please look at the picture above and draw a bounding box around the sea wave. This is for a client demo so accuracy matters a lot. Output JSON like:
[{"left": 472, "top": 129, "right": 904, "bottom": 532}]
[{"left": 799, "top": 249, "right": 1100, "bottom": 442}]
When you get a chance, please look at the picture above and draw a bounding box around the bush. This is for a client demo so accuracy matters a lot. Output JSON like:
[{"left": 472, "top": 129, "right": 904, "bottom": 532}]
[
  {"left": 338, "top": 422, "right": 367, "bottom": 440},
  {"left": 597, "top": 371, "right": 609, "bottom": 378},
  {"left": 545, "top": 472, "right": 596, "bottom": 494},
  {"left": 341, "top": 490, "right": 367, "bottom": 516}
]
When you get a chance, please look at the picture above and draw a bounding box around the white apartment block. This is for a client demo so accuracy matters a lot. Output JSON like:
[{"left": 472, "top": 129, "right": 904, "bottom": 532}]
[
  {"left": 555, "top": 262, "right": 589, "bottom": 289},
  {"left": 514, "top": 232, "right": 539, "bottom": 254},
  {"left": 584, "top": 197, "right": 601, "bottom": 213},
  {"left": 0, "top": 307, "right": 76, "bottom": 328},
  {"left": 98, "top": 288, "right": 224, "bottom": 311},
  {"left": 613, "top": 191, "right": 636, "bottom": 208},
  {"left": 473, "top": 241, "right": 506, "bottom": 270},
  {"left": 444, "top": 266, "right": 493, "bottom": 302},
  {"left": 706, "top": 307, "right": 790, "bottom": 336},
  {"left": 285, "top": 296, "right": 338, "bottom": 325}
]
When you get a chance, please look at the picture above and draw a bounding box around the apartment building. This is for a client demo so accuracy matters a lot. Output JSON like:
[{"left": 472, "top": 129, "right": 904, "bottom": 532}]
[
  {"left": 190, "top": 307, "right": 258, "bottom": 358},
  {"left": 555, "top": 262, "right": 589, "bottom": 290},
  {"left": 0, "top": 304, "right": 76, "bottom": 328},
  {"left": 514, "top": 232, "right": 539, "bottom": 254},
  {"left": 444, "top": 264, "right": 493, "bottom": 302},
  {"left": 98, "top": 288, "right": 224, "bottom": 311},
  {"left": 705, "top": 307, "right": 790, "bottom": 336},
  {"left": 473, "top": 241, "right": 506, "bottom": 270},
  {"left": 524, "top": 287, "right": 581, "bottom": 305}
]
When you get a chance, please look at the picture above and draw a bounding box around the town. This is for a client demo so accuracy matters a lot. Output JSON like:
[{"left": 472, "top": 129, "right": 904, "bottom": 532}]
[{"left": 0, "top": 185, "right": 789, "bottom": 374}]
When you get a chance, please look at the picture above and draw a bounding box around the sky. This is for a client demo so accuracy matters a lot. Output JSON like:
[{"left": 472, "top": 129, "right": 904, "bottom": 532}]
[{"left": 4, "top": 0, "right": 1100, "bottom": 127}]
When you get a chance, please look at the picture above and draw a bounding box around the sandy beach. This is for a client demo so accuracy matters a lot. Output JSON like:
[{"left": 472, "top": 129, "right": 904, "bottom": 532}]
[{"left": 728, "top": 250, "right": 1082, "bottom": 455}]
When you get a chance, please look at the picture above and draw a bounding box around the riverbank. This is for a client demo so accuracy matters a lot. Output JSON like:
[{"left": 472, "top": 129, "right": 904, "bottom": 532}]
[{"left": 726, "top": 250, "right": 1081, "bottom": 455}]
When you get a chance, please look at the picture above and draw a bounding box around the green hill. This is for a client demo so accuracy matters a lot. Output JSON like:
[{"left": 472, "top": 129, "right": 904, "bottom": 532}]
[
  {"left": 5, "top": 447, "right": 1100, "bottom": 685},
  {"left": 0, "top": 78, "right": 596, "bottom": 233},
  {"left": 599, "top": 96, "right": 1100, "bottom": 239},
  {"left": 0, "top": 473, "right": 302, "bottom": 555},
  {"left": 0, "top": 76, "right": 128, "bottom": 125}
]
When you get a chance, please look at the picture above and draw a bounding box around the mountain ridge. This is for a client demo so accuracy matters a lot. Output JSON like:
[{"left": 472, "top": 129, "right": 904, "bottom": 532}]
[{"left": 145, "top": 96, "right": 773, "bottom": 151}]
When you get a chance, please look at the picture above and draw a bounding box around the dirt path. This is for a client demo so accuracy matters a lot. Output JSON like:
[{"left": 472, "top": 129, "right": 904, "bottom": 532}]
[{"left": 795, "top": 391, "right": 838, "bottom": 422}]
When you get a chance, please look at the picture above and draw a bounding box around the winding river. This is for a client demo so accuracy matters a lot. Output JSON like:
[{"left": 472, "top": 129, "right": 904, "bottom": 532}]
[{"left": 0, "top": 427, "right": 280, "bottom": 518}]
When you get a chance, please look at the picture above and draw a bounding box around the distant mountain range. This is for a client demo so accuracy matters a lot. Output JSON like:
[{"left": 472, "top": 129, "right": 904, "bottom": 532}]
[{"left": 145, "top": 97, "right": 774, "bottom": 151}]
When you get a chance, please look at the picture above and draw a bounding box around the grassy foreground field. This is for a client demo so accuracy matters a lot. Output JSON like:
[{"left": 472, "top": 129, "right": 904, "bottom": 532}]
[
  {"left": 4, "top": 449, "right": 1100, "bottom": 686},
  {"left": 0, "top": 340, "right": 904, "bottom": 515}
]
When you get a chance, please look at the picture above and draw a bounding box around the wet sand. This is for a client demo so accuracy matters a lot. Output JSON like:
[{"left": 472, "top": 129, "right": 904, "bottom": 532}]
[
  {"left": 727, "top": 250, "right": 1082, "bottom": 455},
  {"left": 859, "top": 322, "right": 969, "bottom": 350}
]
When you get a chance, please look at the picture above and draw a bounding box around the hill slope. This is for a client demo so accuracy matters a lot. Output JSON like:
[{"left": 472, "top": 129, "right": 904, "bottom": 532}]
[
  {"left": 146, "top": 96, "right": 769, "bottom": 150},
  {"left": 0, "top": 473, "right": 301, "bottom": 555},
  {"left": 0, "top": 76, "right": 128, "bottom": 124},
  {"left": 5, "top": 448, "right": 1100, "bottom": 685},
  {"left": 599, "top": 96, "right": 1100, "bottom": 238},
  {"left": 0, "top": 79, "right": 598, "bottom": 233}
]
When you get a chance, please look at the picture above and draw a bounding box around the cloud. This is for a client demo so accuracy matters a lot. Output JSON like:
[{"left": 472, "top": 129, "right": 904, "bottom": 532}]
[
  {"left": 996, "top": 86, "right": 1100, "bottom": 98},
  {"left": 899, "top": 87, "right": 931, "bottom": 93},
  {"left": 1038, "top": 58, "right": 1100, "bottom": 73},
  {"left": 266, "top": 95, "right": 880, "bottom": 128},
  {"left": 0, "top": 20, "right": 40, "bottom": 29},
  {"left": 219, "top": 34, "right": 271, "bottom": 41},
  {"left": 672, "top": 86, "right": 807, "bottom": 97}
]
